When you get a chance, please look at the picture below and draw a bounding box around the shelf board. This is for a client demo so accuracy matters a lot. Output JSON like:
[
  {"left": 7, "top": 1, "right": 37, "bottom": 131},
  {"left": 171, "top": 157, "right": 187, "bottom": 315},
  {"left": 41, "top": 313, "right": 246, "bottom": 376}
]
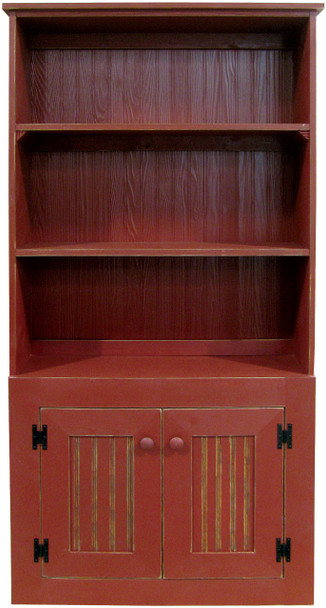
[
  {"left": 16, "top": 123, "right": 310, "bottom": 152},
  {"left": 15, "top": 242, "right": 310, "bottom": 257},
  {"left": 18, "top": 353, "right": 305, "bottom": 379},
  {"left": 16, "top": 122, "right": 310, "bottom": 135}
]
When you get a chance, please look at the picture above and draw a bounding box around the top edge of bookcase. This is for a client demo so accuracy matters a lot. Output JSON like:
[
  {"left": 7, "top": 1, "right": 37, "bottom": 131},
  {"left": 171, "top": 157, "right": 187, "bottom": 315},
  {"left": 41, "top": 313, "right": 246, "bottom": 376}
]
[{"left": 2, "top": 2, "right": 324, "bottom": 15}]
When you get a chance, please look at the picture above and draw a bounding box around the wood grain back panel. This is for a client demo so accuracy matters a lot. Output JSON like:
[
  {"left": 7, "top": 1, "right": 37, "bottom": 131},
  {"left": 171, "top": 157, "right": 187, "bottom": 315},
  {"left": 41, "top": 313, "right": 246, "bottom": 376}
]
[
  {"left": 21, "top": 256, "right": 298, "bottom": 341},
  {"left": 30, "top": 48, "right": 293, "bottom": 124},
  {"left": 26, "top": 149, "right": 294, "bottom": 244}
]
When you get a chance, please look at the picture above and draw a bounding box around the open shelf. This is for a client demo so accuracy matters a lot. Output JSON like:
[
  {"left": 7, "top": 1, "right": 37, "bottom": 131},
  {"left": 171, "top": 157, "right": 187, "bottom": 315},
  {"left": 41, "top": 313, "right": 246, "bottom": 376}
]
[
  {"left": 14, "top": 26, "right": 310, "bottom": 125},
  {"left": 18, "top": 256, "right": 302, "bottom": 342},
  {"left": 14, "top": 255, "right": 307, "bottom": 376},
  {"left": 15, "top": 242, "right": 310, "bottom": 257},
  {"left": 16, "top": 130, "right": 308, "bottom": 249}
]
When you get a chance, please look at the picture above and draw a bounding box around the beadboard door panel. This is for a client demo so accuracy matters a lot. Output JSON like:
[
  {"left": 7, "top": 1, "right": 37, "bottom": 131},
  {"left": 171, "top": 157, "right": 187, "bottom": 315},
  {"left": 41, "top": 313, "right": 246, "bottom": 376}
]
[
  {"left": 163, "top": 408, "right": 284, "bottom": 579},
  {"left": 40, "top": 408, "right": 161, "bottom": 579}
]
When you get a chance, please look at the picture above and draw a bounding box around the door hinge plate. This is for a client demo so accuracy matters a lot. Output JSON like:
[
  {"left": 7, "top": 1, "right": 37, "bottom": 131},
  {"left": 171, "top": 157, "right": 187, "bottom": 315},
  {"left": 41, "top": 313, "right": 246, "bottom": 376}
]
[
  {"left": 34, "top": 538, "right": 49, "bottom": 563},
  {"left": 276, "top": 537, "right": 291, "bottom": 562},
  {"left": 277, "top": 423, "right": 292, "bottom": 449},
  {"left": 32, "top": 424, "right": 47, "bottom": 450}
]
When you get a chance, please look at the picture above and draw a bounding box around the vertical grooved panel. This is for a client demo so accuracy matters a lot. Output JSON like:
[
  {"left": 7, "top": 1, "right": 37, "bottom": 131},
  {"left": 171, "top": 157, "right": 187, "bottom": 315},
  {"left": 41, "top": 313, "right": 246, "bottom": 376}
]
[
  {"left": 201, "top": 437, "right": 208, "bottom": 552},
  {"left": 108, "top": 437, "right": 116, "bottom": 552},
  {"left": 70, "top": 437, "right": 80, "bottom": 552},
  {"left": 69, "top": 436, "right": 134, "bottom": 553},
  {"left": 244, "top": 437, "right": 255, "bottom": 552},
  {"left": 207, "top": 438, "right": 217, "bottom": 552},
  {"left": 78, "top": 437, "right": 92, "bottom": 551},
  {"left": 192, "top": 436, "right": 255, "bottom": 553},
  {"left": 229, "top": 437, "right": 237, "bottom": 552},
  {"left": 221, "top": 437, "right": 230, "bottom": 552},
  {"left": 236, "top": 437, "right": 245, "bottom": 552},
  {"left": 244, "top": 437, "right": 251, "bottom": 551},
  {"left": 96, "top": 438, "right": 110, "bottom": 551},
  {"left": 191, "top": 437, "right": 202, "bottom": 553},
  {"left": 126, "top": 437, "right": 134, "bottom": 552},
  {"left": 91, "top": 437, "right": 98, "bottom": 551},
  {"left": 215, "top": 437, "right": 222, "bottom": 552},
  {"left": 114, "top": 438, "right": 127, "bottom": 552}
]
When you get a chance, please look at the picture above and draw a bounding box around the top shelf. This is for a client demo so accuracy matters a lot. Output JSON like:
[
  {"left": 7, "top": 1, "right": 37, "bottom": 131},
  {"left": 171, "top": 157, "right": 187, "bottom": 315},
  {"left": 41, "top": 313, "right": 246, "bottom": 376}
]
[
  {"left": 17, "top": 123, "right": 310, "bottom": 134},
  {"left": 3, "top": 3, "right": 324, "bottom": 11}
]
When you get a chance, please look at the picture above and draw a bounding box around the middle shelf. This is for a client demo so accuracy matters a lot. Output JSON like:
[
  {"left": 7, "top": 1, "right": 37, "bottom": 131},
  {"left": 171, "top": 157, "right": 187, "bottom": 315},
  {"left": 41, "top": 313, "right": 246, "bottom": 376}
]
[
  {"left": 15, "top": 123, "right": 311, "bottom": 252},
  {"left": 14, "top": 251, "right": 310, "bottom": 369},
  {"left": 15, "top": 242, "right": 310, "bottom": 257},
  {"left": 17, "top": 255, "right": 305, "bottom": 341}
]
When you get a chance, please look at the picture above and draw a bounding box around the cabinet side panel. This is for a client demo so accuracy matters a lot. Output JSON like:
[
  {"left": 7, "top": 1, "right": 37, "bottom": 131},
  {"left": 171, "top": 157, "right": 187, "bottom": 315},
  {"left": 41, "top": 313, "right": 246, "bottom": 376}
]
[
  {"left": 293, "top": 20, "right": 311, "bottom": 123},
  {"left": 308, "top": 14, "right": 317, "bottom": 375},
  {"left": 15, "top": 20, "right": 32, "bottom": 123},
  {"left": 293, "top": 15, "right": 316, "bottom": 374},
  {"left": 10, "top": 15, "right": 31, "bottom": 374},
  {"left": 9, "top": 384, "right": 42, "bottom": 603}
]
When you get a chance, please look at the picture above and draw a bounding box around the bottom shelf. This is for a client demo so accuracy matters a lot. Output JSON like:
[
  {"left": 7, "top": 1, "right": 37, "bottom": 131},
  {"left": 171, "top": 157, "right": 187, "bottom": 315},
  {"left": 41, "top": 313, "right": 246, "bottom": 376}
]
[{"left": 18, "top": 353, "right": 305, "bottom": 379}]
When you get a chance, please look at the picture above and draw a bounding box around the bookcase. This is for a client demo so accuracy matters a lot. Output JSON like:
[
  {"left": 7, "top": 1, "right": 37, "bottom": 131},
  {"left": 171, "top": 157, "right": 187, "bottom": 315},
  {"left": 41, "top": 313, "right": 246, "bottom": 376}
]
[{"left": 4, "top": 3, "right": 322, "bottom": 605}]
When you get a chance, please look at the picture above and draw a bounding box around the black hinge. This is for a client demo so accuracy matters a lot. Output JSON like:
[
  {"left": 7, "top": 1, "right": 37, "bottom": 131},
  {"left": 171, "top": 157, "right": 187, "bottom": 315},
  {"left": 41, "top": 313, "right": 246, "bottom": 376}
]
[
  {"left": 32, "top": 424, "right": 47, "bottom": 450},
  {"left": 277, "top": 423, "right": 292, "bottom": 449},
  {"left": 34, "top": 538, "right": 49, "bottom": 563},
  {"left": 276, "top": 538, "right": 291, "bottom": 562}
]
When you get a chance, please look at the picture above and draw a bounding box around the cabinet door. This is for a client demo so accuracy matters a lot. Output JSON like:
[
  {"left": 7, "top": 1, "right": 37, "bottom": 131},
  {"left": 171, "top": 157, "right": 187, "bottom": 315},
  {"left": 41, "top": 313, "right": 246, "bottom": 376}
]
[
  {"left": 163, "top": 408, "right": 284, "bottom": 579},
  {"left": 40, "top": 408, "right": 161, "bottom": 579}
]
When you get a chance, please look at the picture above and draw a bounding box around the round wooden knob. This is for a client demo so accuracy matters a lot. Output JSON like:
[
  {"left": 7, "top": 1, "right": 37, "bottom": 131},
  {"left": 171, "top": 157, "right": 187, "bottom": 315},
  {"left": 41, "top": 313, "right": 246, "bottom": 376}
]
[
  {"left": 140, "top": 437, "right": 155, "bottom": 450},
  {"left": 169, "top": 437, "right": 184, "bottom": 450}
]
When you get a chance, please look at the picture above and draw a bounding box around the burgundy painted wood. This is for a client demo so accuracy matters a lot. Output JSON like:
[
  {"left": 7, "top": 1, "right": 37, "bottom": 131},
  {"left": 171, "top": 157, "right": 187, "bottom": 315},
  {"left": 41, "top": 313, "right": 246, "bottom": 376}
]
[
  {"left": 163, "top": 408, "right": 284, "bottom": 578},
  {"left": 41, "top": 408, "right": 161, "bottom": 578},
  {"left": 5, "top": 2, "right": 320, "bottom": 605},
  {"left": 9, "top": 377, "right": 316, "bottom": 604}
]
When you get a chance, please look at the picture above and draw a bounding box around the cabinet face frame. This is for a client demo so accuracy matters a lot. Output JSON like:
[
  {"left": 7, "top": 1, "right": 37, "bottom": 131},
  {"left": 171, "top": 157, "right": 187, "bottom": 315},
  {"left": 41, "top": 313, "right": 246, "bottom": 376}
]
[
  {"left": 9, "top": 376, "right": 315, "bottom": 604},
  {"left": 37, "top": 406, "right": 285, "bottom": 582}
]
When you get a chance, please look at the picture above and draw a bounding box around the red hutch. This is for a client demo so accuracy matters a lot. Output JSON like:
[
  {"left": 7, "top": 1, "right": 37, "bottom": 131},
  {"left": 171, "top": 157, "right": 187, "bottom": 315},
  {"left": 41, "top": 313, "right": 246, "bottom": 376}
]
[{"left": 4, "top": 2, "right": 322, "bottom": 604}]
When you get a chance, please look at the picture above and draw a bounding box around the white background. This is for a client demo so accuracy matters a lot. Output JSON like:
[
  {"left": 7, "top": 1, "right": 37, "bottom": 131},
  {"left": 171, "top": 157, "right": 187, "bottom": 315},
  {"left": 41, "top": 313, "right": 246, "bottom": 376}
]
[{"left": 0, "top": 1, "right": 325, "bottom": 606}]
